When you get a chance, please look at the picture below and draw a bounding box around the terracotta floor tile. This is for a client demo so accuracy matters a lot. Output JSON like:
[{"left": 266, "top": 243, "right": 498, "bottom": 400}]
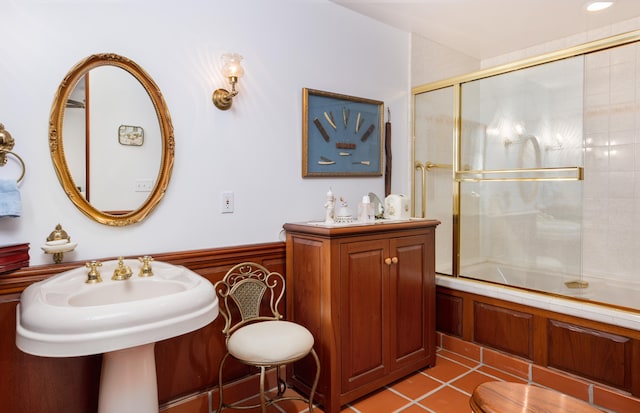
[
  {"left": 276, "top": 334, "right": 640, "bottom": 413},
  {"left": 422, "top": 355, "right": 471, "bottom": 383},
  {"left": 476, "top": 365, "right": 528, "bottom": 383},
  {"left": 390, "top": 371, "right": 443, "bottom": 400},
  {"left": 418, "top": 386, "right": 473, "bottom": 413},
  {"left": 450, "top": 371, "right": 497, "bottom": 394},
  {"left": 593, "top": 385, "right": 640, "bottom": 413},
  {"left": 437, "top": 350, "right": 480, "bottom": 368},
  {"left": 531, "top": 365, "right": 590, "bottom": 402},
  {"left": 442, "top": 335, "right": 481, "bottom": 362},
  {"left": 222, "top": 391, "right": 318, "bottom": 413},
  {"left": 274, "top": 388, "right": 319, "bottom": 412},
  {"left": 396, "top": 403, "right": 430, "bottom": 412},
  {"left": 349, "top": 387, "right": 411, "bottom": 413},
  {"left": 160, "top": 393, "right": 209, "bottom": 413},
  {"left": 482, "top": 348, "right": 529, "bottom": 379},
  {"left": 222, "top": 399, "right": 282, "bottom": 413}
]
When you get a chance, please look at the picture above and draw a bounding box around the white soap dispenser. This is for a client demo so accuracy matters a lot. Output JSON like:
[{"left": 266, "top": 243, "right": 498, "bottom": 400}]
[{"left": 358, "top": 195, "right": 374, "bottom": 223}]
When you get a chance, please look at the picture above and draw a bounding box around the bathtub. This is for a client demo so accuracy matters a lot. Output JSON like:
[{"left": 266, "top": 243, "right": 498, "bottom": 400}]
[{"left": 436, "top": 266, "right": 640, "bottom": 332}]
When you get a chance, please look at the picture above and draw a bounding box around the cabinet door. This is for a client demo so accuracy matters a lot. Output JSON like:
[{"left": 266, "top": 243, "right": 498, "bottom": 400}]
[
  {"left": 340, "top": 238, "right": 388, "bottom": 392},
  {"left": 389, "top": 233, "right": 435, "bottom": 371}
]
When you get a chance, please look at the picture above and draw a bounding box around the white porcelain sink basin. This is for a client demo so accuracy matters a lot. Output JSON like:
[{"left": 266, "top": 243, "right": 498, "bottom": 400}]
[
  {"left": 16, "top": 258, "right": 218, "bottom": 413},
  {"left": 17, "top": 259, "right": 218, "bottom": 357}
]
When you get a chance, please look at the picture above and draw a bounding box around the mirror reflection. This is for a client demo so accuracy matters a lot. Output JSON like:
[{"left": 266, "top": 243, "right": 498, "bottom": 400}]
[
  {"left": 64, "top": 67, "right": 162, "bottom": 213},
  {"left": 49, "top": 53, "right": 174, "bottom": 226}
]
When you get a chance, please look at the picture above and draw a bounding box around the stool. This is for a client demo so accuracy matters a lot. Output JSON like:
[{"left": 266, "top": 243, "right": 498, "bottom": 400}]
[{"left": 470, "top": 382, "right": 603, "bottom": 413}]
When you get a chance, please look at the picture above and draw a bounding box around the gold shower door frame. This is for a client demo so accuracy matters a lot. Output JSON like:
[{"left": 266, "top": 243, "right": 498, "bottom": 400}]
[{"left": 411, "top": 30, "right": 640, "bottom": 278}]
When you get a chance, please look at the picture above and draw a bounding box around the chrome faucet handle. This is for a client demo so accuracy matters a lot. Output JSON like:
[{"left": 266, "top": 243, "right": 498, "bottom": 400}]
[
  {"left": 85, "top": 261, "right": 103, "bottom": 284},
  {"left": 112, "top": 257, "right": 133, "bottom": 281},
  {"left": 138, "top": 255, "right": 154, "bottom": 277}
]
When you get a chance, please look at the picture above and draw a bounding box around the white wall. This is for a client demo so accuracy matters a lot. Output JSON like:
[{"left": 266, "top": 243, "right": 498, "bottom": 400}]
[
  {"left": 411, "top": 33, "right": 479, "bottom": 87},
  {"left": 0, "top": 0, "right": 410, "bottom": 266}
]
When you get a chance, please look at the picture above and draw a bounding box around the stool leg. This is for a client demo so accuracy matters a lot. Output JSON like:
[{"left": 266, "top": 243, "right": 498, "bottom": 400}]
[
  {"left": 259, "top": 366, "right": 267, "bottom": 413},
  {"left": 308, "top": 349, "right": 321, "bottom": 413},
  {"left": 216, "top": 352, "right": 231, "bottom": 413},
  {"left": 276, "top": 365, "right": 286, "bottom": 396}
]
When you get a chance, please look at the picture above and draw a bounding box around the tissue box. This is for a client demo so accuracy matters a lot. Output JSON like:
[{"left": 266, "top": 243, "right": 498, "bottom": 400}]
[
  {"left": 384, "top": 194, "right": 411, "bottom": 220},
  {"left": 0, "top": 243, "right": 30, "bottom": 274}
]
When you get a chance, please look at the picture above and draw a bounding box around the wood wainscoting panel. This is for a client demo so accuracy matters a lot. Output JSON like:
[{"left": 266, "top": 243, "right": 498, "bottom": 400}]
[
  {"left": 548, "top": 319, "right": 632, "bottom": 391},
  {"left": 436, "top": 291, "right": 463, "bottom": 337},
  {"left": 0, "top": 298, "right": 101, "bottom": 413},
  {"left": 473, "top": 302, "right": 533, "bottom": 360},
  {"left": 437, "top": 285, "right": 640, "bottom": 398}
]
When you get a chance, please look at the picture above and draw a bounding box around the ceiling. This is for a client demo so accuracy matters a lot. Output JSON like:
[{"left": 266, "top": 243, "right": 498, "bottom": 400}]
[{"left": 330, "top": 0, "right": 640, "bottom": 60}]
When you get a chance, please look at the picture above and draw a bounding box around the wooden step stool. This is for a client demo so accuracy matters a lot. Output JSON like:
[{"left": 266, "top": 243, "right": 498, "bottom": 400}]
[{"left": 470, "top": 382, "right": 603, "bottom": 412}]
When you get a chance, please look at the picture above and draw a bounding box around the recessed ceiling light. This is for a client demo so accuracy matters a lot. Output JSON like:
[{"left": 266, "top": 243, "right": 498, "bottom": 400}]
[{"left": 586, "top": 1, "right": 614, "bottom": 12}]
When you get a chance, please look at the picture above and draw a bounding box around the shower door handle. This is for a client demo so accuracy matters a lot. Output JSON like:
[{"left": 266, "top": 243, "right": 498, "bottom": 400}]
[{"left": 415, "top": 161, "right": 453, "bottom": 218}]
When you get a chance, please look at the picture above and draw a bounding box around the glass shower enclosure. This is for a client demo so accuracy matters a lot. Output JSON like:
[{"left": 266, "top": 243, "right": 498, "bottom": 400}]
[{"left": 413, "top": 32, "right": 640, "bottom": 310}]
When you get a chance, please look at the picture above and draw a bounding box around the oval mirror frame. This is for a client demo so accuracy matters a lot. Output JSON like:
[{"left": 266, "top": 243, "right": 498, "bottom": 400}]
[{"left": 49, "top": 53, "right": 175, "bottom": 226}]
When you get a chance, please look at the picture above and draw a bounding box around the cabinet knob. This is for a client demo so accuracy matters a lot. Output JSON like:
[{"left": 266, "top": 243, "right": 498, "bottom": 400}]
[
  {"left": 385, "top": 257, "right": 392, "bottom": 265},
  {"left": 391, "top": 257, "right": 398, "bottom": 264}
]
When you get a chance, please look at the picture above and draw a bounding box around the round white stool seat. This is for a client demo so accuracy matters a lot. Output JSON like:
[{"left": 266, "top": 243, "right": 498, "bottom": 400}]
[{"left": 228, "top": 320, "right": 314, "bottom": 365}]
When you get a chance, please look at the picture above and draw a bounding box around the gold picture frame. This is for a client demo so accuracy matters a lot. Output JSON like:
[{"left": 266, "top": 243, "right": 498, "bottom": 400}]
[{"left": 118, "top": 124, "right": 144, "bottom": 146}]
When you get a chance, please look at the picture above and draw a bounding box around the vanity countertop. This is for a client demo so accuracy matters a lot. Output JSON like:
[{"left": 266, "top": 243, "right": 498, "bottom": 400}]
[{"left": 283, "top": 218, "right": 440, "bottom": 237}]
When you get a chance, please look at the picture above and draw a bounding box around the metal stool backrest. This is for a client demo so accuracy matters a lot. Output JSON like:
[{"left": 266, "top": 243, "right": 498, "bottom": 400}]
[{"left": 215, "top": 262, "right": 285, "bottom": 341}]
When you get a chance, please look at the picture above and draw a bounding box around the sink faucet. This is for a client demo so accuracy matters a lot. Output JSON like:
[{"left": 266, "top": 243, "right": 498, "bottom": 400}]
[
  {"left": 85, "top": 261, "right": 103, "bottom": 284},
  {"left": 138, "top": 256, "right": 154, "bottom": 277},
  {"left": 112, "top": 257, "right": 133, "bottom": 281}
]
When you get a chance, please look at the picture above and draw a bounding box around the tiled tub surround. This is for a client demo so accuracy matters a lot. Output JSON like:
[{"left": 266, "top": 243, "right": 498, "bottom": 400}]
[{"left": 581, "top": 41, "right": 640, "bottom": 288}]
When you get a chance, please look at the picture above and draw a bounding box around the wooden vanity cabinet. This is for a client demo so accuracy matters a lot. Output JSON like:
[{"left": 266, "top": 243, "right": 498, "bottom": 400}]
[{"left": 283, "top": 220, "right": 439, "bottom": 413}]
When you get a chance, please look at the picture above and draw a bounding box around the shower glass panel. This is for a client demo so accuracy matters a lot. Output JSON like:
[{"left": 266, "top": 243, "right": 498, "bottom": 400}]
[
  {"left": 413, "top": 33, "right": 640, "bottom": 310},
  {"left": 458, "top": 56, "right": 585, "bottom": 294},
  {"left": 413, "top": 86, "right": 454, "bottom": 275}
]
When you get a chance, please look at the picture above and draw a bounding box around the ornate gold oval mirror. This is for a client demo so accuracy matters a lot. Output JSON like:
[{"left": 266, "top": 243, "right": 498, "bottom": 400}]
[{"left": 49, "top": 53, "right": 174, "bottom": 226}]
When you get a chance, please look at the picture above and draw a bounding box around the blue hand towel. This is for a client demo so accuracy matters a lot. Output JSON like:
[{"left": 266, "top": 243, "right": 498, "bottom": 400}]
[{"left": 0, "top": 179, "right": 21, "bottom": 217}]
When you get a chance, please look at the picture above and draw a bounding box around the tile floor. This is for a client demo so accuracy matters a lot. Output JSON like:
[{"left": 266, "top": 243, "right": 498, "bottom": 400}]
[
  {"left": 269, "top": 350, "right": 527, "bottom": 413},
  {"left": 261, "top": 333, "right": 640, "bottom": 413},
  {"left": 169, "top": 333, "right": 640, "bottom": 413}
]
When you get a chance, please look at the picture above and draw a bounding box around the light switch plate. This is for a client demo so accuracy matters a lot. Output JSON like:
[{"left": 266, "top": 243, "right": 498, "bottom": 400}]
[{"left": 221, "top": 191, "right": 234, "bottom": 213}]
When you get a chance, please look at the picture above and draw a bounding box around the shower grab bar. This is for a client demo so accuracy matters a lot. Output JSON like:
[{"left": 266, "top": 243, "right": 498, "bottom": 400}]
[
  {"left": 456, "top": 166, "right": 583, "bottom": 182},
  {"left": 415, "top": 161, "right": 453, "bottom": 218},
  {"left": 421, "top": 161, "right": 453, "bottom": 171}
]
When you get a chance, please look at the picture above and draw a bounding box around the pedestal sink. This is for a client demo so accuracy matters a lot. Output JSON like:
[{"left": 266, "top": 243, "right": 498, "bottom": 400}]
[{"left": 16, "top": 259, "right": 218, "bottom": 413}]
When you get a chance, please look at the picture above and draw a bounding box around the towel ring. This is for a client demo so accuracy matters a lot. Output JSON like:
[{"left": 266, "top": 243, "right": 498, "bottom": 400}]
[
  {"left": 0, "top": 124, "right": 25, "bottom": 184},
  {"left": 0, "top": 150, "right": 26, "bottom": 184}
]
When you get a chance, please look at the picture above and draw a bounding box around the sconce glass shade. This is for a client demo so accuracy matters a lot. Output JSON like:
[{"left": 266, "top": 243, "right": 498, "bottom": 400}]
[
  {"left": 221, "top": 53, "right": 244, "bottom": 79},
  {"left": 213, "top": 53, "right": 244, "bottom": 110}
]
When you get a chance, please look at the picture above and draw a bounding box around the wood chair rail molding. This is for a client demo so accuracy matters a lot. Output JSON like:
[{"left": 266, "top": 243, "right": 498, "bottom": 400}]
[{"left": 0, "top": 242, "right": 286, "bottom": 296}]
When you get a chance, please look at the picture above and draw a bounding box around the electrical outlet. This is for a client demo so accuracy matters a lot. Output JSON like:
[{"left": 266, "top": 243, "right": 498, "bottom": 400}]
[
  {"left": 221, "top": 191, "right": 234, "bottom": 213},
  {"left": 135, "top": 179, "right": 154, "bottom": 192}
]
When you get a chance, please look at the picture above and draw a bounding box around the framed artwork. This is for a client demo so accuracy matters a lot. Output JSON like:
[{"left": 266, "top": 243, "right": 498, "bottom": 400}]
[
  {"left": 302, "top": 88, "right": 383, "bottom": 177},
  {"left": 118, "top": 125, "right": 144, "bottom": 146}
]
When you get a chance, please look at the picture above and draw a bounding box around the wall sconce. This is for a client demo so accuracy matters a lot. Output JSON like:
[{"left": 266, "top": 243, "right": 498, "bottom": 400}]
[{"left": 212, "top": 53, "right": 244, "bottom": 111}]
